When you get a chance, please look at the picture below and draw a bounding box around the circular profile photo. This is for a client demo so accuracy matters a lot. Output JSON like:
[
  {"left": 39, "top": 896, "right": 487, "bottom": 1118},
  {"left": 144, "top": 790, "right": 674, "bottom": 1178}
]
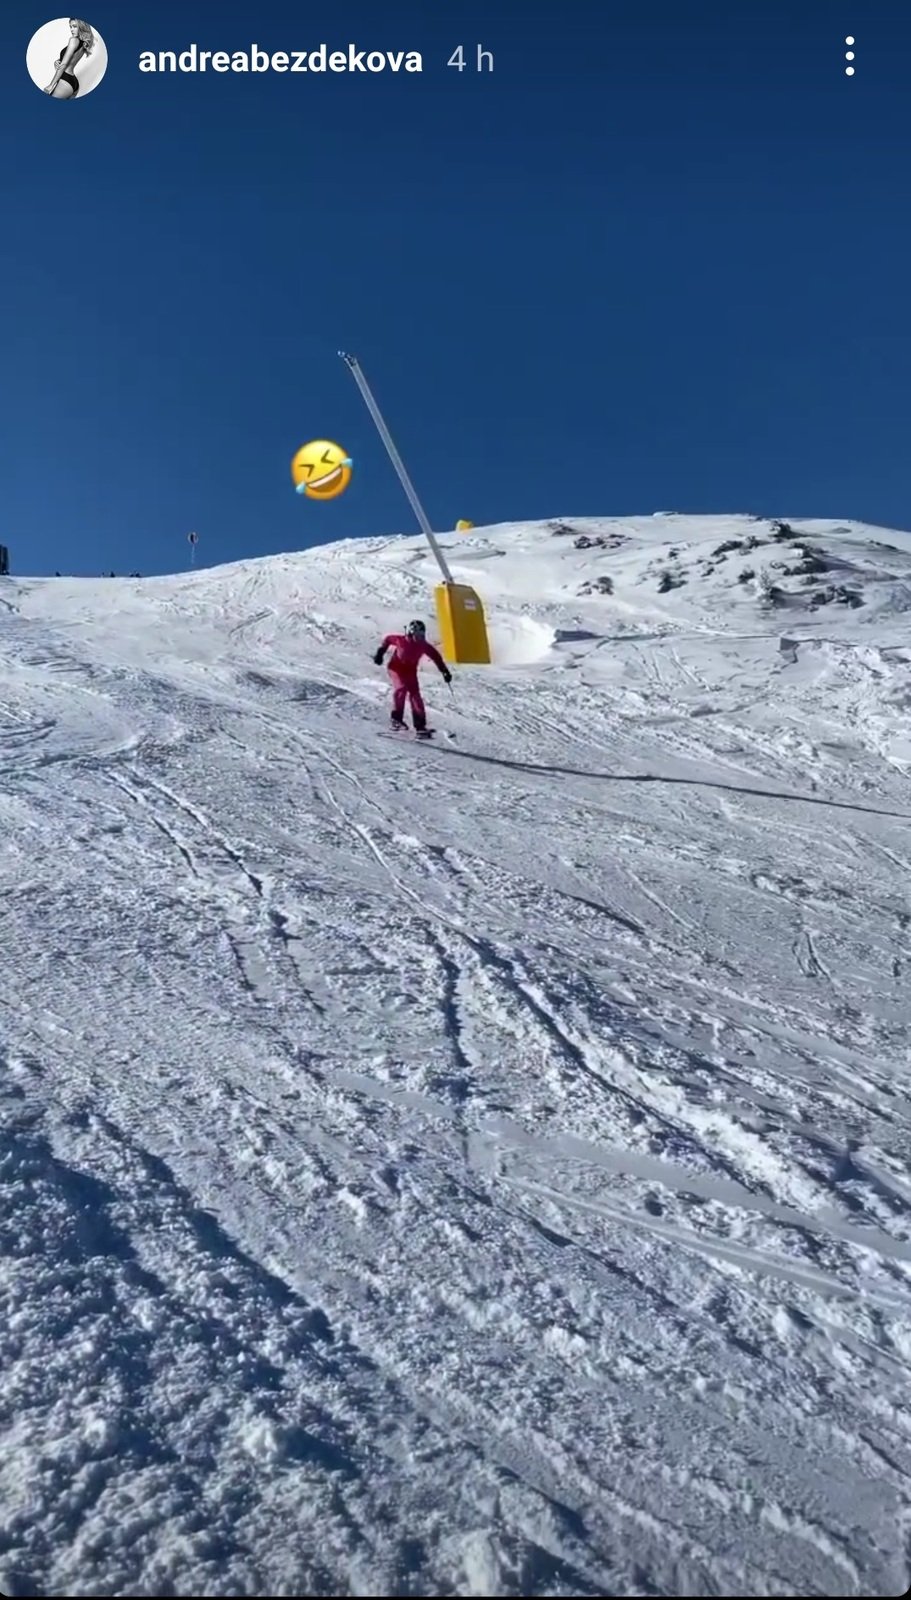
[{"left": 26, "top": 18, "right": 108, "bottom": 99}]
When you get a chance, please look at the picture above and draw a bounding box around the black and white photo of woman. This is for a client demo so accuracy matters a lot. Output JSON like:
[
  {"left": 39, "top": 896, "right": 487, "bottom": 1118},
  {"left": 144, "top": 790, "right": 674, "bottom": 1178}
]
[{"left": 43, "top": 18, "right": 95, "bottom": 98}]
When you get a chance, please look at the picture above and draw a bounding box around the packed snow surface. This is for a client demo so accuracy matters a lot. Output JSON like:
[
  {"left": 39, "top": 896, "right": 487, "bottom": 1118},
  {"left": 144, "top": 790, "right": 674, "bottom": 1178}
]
[{"left": 2, "top": 514, "right": 911, "bottom": 1597}]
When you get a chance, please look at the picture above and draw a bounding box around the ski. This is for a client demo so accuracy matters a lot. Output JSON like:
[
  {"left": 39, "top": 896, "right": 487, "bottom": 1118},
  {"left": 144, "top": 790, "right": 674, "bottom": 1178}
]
[{"left": 379, "top": 728, "right": 454, "bottom": 743}]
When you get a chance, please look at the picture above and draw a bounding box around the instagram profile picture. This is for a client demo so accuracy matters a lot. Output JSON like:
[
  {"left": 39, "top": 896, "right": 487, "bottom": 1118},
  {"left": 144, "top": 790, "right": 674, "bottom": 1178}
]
[{"left": 26, "top": 18, "right": 108, "bottom": 99}]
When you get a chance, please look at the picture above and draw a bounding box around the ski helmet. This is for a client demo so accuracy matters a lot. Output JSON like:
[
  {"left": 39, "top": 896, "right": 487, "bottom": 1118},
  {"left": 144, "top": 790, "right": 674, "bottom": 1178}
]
[{"left": 406, "top": 619, "right": 426, "bottom": 637}]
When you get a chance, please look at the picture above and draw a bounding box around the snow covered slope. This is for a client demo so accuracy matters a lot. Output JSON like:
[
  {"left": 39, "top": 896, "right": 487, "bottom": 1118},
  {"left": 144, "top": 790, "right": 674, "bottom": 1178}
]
[{"left": 2, "top": 513, "right": 911, "bottom": 1597}]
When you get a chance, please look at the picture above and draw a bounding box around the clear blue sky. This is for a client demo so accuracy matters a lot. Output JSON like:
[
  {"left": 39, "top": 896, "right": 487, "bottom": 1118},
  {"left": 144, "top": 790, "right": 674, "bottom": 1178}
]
[{"left": 2, "top": 0, "right": 910, "bottom": 576}]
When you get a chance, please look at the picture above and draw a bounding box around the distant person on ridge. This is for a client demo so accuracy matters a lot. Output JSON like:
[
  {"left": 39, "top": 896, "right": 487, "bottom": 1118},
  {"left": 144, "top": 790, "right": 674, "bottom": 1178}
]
[{"left": 373, "top": 620, "right": 451, "bottom": 735}]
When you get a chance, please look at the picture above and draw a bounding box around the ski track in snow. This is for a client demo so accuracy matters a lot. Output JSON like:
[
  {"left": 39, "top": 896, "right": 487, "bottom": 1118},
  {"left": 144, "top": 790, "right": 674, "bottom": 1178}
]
[{"left": 2, "top": 515, "right": 911, "bottom": 1597}]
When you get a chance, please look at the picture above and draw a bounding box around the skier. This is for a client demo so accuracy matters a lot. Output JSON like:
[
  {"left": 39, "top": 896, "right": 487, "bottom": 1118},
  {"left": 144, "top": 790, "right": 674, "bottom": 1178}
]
[{"left": 373, "top": 619, "right": 451, "bottom": 735}]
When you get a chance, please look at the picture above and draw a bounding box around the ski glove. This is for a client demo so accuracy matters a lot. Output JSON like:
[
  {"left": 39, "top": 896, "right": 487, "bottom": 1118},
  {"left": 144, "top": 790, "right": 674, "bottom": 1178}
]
[
  {"left": 373, "top": 648, "right": 385, "bottom": 665},
  {"left": 442, "top": 669, "right": 452, "bottom": 684}
]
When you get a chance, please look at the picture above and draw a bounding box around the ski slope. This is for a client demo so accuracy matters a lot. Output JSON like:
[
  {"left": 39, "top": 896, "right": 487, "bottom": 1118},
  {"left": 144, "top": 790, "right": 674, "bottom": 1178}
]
[{"left": 2, "top": 513, "right": 911, "bottom": 1597}]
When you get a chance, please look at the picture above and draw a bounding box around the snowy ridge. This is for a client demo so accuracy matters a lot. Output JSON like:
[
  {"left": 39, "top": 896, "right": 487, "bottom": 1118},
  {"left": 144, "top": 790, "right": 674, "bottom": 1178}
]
[{"left": 2, "top": 513, "right": 911, "bottom": 1596}]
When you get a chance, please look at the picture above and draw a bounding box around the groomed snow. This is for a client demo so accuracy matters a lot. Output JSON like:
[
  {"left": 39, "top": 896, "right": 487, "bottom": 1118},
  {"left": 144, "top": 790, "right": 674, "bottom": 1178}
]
[{"left": 2, "top": 513, "right": 910, "bottom": 1596}]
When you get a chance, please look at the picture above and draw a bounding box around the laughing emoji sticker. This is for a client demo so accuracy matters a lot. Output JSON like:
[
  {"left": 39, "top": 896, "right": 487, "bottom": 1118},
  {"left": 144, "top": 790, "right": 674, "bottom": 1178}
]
[{"left": 292, "top": 440, "right": 353, "bottom": 500}]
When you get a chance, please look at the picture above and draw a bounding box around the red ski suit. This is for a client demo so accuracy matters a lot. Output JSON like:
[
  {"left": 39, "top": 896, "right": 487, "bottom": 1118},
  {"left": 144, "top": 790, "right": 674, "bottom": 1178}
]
[{"left": 378, "top": 634, "right": 448, "bottom": 728}]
